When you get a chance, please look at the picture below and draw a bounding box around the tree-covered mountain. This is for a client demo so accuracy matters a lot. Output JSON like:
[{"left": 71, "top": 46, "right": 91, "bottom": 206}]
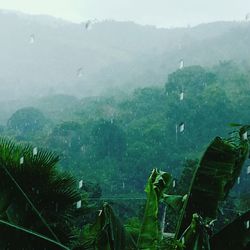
[
  {"left": 1, "top": 9, "right": 250, "bottom": 105},
  {"left": 2, "top": 62, "right": 250, "bottom": 198}
]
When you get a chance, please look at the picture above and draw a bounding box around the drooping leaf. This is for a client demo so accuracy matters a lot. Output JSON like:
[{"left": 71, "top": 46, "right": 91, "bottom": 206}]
[
  {"left": 0, "top": 138, "right": 81, "bottom": 248},
  {"left": 177, "top": 214, "right": 212, "bottom": 250},
  {"left": 210, "top": 210, "right": 250, "bottom": 250},
  {"left": 137, "top": 169, "right": 171, "bottom": 250},
  {"left": 176, "top": 128, "right": 249, "bottom": 238},
  {"left": 88, "top": 202, "right": 129, "bottom": 250},
  {"left": 162, "top": 194, "right": 186, "bottom": 212}
]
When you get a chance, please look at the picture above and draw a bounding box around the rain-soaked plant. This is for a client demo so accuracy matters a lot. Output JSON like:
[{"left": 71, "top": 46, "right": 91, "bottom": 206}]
[
  {"left": 79, "top": 125, "right": 250, "bottom": 250},
  {"left": 0, "top": 138, "right": 81, "bottom": 249}
]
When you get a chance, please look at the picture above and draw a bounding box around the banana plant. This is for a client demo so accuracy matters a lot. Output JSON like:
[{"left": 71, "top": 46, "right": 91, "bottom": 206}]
[
  {"left": 83, "top": 202, "right": 128, "bottom": 250},
  {"left": 82, "top": 126, "right": 250, "bottom": 250},
  {"left": 82, "top": 169, "right": 172, "bottom": 250},
  {"left": 171, "top": 125, "right": 249, "bottom": 250},
  {"left": 210, "top": 210, "right": 250, "bottom": 250},
  {"left": 137, "top": 169, "right": 171, "bottom": 250},
  {"left": 175, "top": 129, "right": 249, "bottom": 240}
]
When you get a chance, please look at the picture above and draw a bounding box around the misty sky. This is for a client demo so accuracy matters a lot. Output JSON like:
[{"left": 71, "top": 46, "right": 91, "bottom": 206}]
[{"left": 0, "top": 0, "right": 250, "bottom": 27}]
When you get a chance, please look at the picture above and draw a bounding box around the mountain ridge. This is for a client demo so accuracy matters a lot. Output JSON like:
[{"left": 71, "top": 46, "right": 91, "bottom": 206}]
[{"left": 0, "top": 9, "right": 249, "bottom": 102}]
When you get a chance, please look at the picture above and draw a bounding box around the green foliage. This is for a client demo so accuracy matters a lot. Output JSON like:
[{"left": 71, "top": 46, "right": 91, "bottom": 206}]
[
  {"left": 210, "top": 210, "right": 250, "bottom": 250},
  {"left": 0, "top": 138, "right": 81, "bottom": 249},
  {"left": 176, "top": 130, "right": 249, "bottom": 238},
  {"left": 2, "top": 61, "right": 250, "bottom": 248},
  {"left": 176, "top": 159, "right": 199, "bottom": 195},
  {"left": 91, "top": 119, "right": 126, "bottom": 160},
  {"left": 84, "top": 202, "right": 128, "bottom": 250},
  {"left": 7, "top": 107, "right": 46, "bottom": 135},
  {"left": 177, "top": 214, "right": 211, "bottom": 250},
  {"left": 137, "top": 169, "right": 171, "bottom": 250},
  {"left": 166, "top": 65, "right": 216, "bottom": 95}
]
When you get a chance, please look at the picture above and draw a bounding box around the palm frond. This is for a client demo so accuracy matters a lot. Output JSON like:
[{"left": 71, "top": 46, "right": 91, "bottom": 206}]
[{"left": 0, "top": 137, "right": 81, "bottom": 248}]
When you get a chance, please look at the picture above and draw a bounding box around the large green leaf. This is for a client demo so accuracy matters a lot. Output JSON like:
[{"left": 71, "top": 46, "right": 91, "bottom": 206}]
[
  {"left": 162, "top": 194, "right": 186, "bottom": 212},
  {"left": 0, "top": 219, "right": 69, "bottom": 250},
  {"left": 177, "top": 214, "right": 212, "bottom": 250},
  {"left": 0, "top": 138, "right": 81, "bottom": 248},
  {"left": 87, "top": 202, "right": 129, "bottom": 250},
  {"left": 210, "top": 210, "right": 250, "bottom": 250},
  {"left": 176, "top": 129, "right": 249, "bottom": 239},
  {"left": 137, "top": 169, "right": 171, "bottom": 250}
]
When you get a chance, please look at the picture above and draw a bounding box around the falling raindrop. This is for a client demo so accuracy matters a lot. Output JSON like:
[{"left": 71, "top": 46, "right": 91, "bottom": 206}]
[
  {"left": 179, "top": 59, "right": 184, "bottom": 69},
  {"left": 79, "top": 180, "right": 83, "bottom": 189},
  {"left": 237, "top": 177, "right": 241, "bottom": 184},
  {"left": 179, "top": 122, "right": 185, "bottom": 133},
  {"left": 180, "top": 92, "right": 184, "bottom": 101},
  {"left": 172, "top": 180, "right": 176, "bottom": 188},
  {"left": 181, "top": 237, "right": 185, "bottom": 244},
  {"left": 245, "top": 220, "right": 250, "bottom": 229},
  {"left": 243, "top": 131, "right": 248, "bottom": 140},
  {"left": 247, "top": 166, "right": 250, "bottom": 174},
  {"left": 175, "top": 124, "right": 178, "bottom": 142},
  {"left": 98, "top": 209, "right": 103, "bottom": 216},
  {"left": 33, "top": 147, "right": 38, "bottom": 156},
  {"left": 84, "top": 20, "right": 92, "bottom": 30},
  {"left": 29, "top": 34, "right": 35, "bottom": 44},
  {"left": 246, "top": 13, "right": 250, "bottom": 21},
  {"left": 20, "top": 157, "right": 24, "bottom": 165},
  {"left": 76, "top": 200, "right": 82, "bottom": 209},
  {"left": 77, "top": 67, "right": 83, "bottom": 78},
  {"left": 182, "top": 194, "right": 188, "bottom": 202},
  {"left": 220, "top": 208, "right": 224, "bottom": 216},
  {"left": 122, "top": 182, "right": 125, "bottom": 189}
]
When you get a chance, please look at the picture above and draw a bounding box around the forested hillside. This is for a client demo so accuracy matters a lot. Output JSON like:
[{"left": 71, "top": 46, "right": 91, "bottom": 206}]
[
  {"left": 0, "top": 9, "right": 250, "bottom": 105},
  {"left": 2, "top": 61, "right": 250, "bottom": 200},
  {"left": 1, "top": 2, "right": 250, "bottom": 249}
]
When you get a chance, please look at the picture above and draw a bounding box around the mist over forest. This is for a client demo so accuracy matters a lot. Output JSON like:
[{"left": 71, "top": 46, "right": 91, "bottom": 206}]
[
  {"left": 1, "top": 10, "right": 250, "bottom": 122},
  {"left": 1, "top": 8, "right": 250, "bottom": 250}
]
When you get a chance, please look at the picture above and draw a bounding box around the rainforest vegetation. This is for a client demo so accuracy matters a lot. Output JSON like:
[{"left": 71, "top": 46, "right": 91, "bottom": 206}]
[{"left": 1, "top": 61, "right": 250, "bottom": 249}]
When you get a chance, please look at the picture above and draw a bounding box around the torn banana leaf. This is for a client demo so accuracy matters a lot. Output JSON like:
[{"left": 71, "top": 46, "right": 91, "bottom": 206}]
[
  {"left": 137, "top": 169, "right": 171, "bottom": 250},
  {"left": 176, "top": 131, "right": 249, "bottom": 238},
  {"left": 210, "top": 210, "right": 250, "bottom": 250}
]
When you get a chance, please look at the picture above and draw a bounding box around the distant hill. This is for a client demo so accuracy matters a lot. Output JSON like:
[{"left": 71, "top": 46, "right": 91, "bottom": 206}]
[{"left": 0, "top": 9, "right": 250, "bottom": 102}]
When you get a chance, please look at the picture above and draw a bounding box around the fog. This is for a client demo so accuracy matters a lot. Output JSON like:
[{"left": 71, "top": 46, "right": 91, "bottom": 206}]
[
  {"left": 0, "top": 7, "right": 250, "bottom": 123},
  {"left": 1, "top": 0, "right": 250, "bottom": 27},
  {"left": 0, "top": 2, "right": 250, "bottom": 249}
]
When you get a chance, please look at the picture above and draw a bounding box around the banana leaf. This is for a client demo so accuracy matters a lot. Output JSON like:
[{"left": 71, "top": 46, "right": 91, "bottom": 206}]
[
  {"left": 162, "top": 194, "right": 186, "bottom": 212},
  {"left": 210, "top": 210, "right": 250, "bottom": 250},
  {"left": 177, "top": 214, "right": 212, "bottom": 250},
  {"left": 176, "top": 132, "right": 249, "bottom": 239},
  {"left": 87, "top": 202, "right": 129, "bottom": 250},
  {"left": 137, "top": 169, "right": 171, "bottom": 250}
]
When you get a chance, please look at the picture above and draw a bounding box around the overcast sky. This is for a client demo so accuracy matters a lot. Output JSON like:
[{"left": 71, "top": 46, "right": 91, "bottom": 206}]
[{"left": 0, "top": 0, "right": 250, "bottom": 27}]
